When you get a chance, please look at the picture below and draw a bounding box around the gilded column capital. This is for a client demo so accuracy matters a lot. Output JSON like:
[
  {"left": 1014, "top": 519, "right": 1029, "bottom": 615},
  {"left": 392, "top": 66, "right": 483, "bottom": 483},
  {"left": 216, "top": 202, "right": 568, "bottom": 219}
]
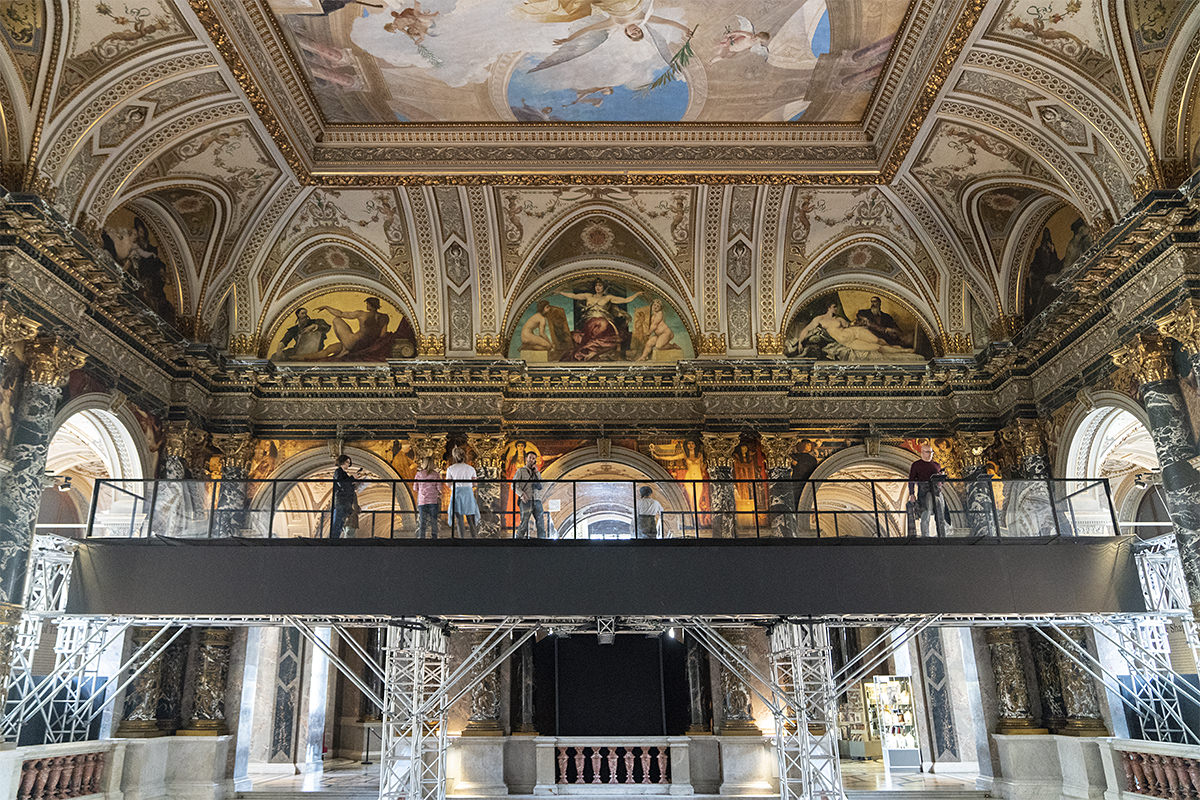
[
  {"left": 1157, "top": 299, "right": 1200, "bottom": 356},
  {"left": 700, "top": 433, "right": 741, "bottom": 469},
  {"left": 759, "top": 433, "right": 799, "bottom": 470},
  {"left": 165, "top": 421, "right": 208, "bottom": 462},
  {"left": 1111, "top": 332, "right": 1174, "bottom": 385},
  {"left": 467, "top": 433, "right": 507, "bottom": 472},
  {"left": 755, "top": 333, "right": 784, "bottom": 356},
  {"left": 698, "top": 333, "right": 726, "bottom": 355},
  {"left": 952, "top": 431, "right": 995, "bottom": 472},
  {"left": 25, "top": 337, "right": 86, "bottom": 387},
  {"left": 1008, "top": 418, "right": 1046, "bottom": 461},
  {"left": 989, "top": 315, "right": 1023, "bottom": 341},
  {"left": 407, "top": 433, "right": 448, "bottom": 462},
  {"left": 212, "top": 432, "right": 255, "bottom": 476},
  {"left": 474, "top": 333, "right": 503, "bottom": 356},
  {"left": 939, "top": 332, "right": 973, "bottom": 356},
  {"left": 417, "top": 333, "right": 445, "bottom": 357},
  {"left": 0, "top": 301, "right": 39, "bottom": 361}
]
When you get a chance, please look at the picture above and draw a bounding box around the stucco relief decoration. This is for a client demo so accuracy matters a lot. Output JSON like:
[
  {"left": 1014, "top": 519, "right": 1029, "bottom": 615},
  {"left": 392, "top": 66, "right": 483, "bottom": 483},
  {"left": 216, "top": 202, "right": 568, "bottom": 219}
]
[
  {"left": 992, "top": 0, "right": 1117, "bottom": 91},
  {"left": 783, "top": 289, "right": 934, "bottom": 362},
  {"left": 267, "top": 0, "right": 907, "bottom": 124},
  {"left": 266, "top": 290, "right": 416, "bottom": 361},
  {"left": 511, "top": 277, "right": 694, "bottom": 362}
]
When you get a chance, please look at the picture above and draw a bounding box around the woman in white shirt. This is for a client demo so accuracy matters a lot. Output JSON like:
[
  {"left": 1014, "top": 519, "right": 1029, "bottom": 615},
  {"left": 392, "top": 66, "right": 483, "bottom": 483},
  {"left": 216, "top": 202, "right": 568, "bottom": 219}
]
[{"left": 445, "top": 445, "right": 479, "bottom": 537}]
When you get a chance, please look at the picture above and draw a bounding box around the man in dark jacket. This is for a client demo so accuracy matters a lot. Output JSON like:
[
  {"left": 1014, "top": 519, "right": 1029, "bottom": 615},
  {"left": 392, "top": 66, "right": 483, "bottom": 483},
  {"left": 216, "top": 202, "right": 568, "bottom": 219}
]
[{"left": 330, "top": 454, "right": 359, "bottom": 539}]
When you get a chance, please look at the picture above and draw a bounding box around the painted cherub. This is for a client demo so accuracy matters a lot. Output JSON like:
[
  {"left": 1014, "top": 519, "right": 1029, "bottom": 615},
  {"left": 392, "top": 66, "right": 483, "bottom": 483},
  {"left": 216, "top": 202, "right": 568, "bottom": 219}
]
[
  {"left": 712, "top": 16, "right": 769, "bottom": 62},
  {"left": 384, "top": 2, "right": 438, "bottom": 44},
  {"left": 635, "top": 298, "right": 676, "bottom": 361}
]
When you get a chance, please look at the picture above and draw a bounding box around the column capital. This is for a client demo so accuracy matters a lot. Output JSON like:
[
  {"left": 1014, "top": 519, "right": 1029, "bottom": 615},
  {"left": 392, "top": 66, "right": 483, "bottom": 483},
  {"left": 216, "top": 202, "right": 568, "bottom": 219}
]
[
  {"left": 407, "top": 432, "right": 448, "bottom": 462},
  {"left": 952, "top": 431, "right": 995, "bottom": 472},
  {"left": 1157, "top": 299, "right": 1200, "bottom": 356},
  {"left": 700, "top": 433, "right": 741, "bottom": 469},
  {"left": 1111, "top": 332, "right": 1175, "bottom": 386},
  {"left": 165, "top": 420, "right": 208, "bottom": 460},
  {"left": 211, "top": 432, "right": 255, "bottom": 475},
  {"left": 466, "top": 432, "right": 507, "bottom": 471},
  {"left": 0, "top": 301, "right": 39, "bottom": 361},
  {"left": 24, "top": 336, "right": 85, "bottom": 387},
  {"left": 758, "top": 433, "right": 799, "bottom": 470},
  {"left": 1006, "top": 418, "right": 1046, "bottom": 461}
]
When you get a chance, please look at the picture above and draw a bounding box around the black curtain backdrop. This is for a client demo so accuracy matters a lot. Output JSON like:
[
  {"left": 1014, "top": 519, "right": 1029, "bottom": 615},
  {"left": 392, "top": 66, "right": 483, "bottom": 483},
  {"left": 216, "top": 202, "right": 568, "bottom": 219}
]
[{"left": 534, "top": 634, "right": 689, "bottom": 736}]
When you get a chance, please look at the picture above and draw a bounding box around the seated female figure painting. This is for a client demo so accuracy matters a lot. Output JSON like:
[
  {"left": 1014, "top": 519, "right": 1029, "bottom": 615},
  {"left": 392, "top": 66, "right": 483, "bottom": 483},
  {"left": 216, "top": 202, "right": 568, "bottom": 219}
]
[
  {"left": 510, "top": 278, "right": 694, "bottom": 363},
  {"left": 268, "top": 290, "right": 417, "bottom": 362},
  {"left": 783, "top": 289, "right": 933, "bottom": 363}
]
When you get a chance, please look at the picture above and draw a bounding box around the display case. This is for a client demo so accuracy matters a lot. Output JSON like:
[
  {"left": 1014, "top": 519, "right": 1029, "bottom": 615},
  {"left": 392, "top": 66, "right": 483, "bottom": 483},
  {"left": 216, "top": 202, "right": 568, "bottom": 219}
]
[
  {"left": 836, "top": 681, "right": 881, "bottom": 760},
  {"left": 869, "top": 676, "right": 920, "bottom": 773}
]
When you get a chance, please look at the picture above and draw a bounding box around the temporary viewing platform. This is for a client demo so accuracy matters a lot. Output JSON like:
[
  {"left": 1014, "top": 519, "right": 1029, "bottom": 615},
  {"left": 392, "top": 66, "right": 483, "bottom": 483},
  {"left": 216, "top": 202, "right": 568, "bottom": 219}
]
[{"left": 67, "top": 476, "right": 1143, "bottom": 619}]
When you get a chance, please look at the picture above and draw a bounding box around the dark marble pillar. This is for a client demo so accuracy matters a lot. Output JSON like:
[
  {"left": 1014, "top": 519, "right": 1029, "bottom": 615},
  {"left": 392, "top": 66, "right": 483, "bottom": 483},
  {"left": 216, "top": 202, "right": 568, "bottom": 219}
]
[
  {"left": 181, "top": 627, "right": 232, "bottom": 735},
  {"left": 1113, "top": 333, "right": 1200, "bottom": 613},
  {"left": 702, "top": 433, "right": 740, "bottom": 539},
  {"left": 510, "top": 638, "right": 536, "bottom": 734},
  {"left": 760, "top": 433, "right": 798, "bottom": 538},
  {"left": 211, "top": 433, "right": 255, "bottom": 538},
  {"left": 1006, "top": 418, "right": 1060, "bottom": 536},
  {"left": 953, "top": 431, "right": 998, "bottom": 537},
  {"left": 984, "top": 627, "right": 1047, "bottom": 734},
  {"left": 116, "top": 627, "right": 168, "bottom": 738},
  {"left": 717, "top": 630, "right": 759, "bottom": 734},
  {"left": 150, "top": 421, "right": 208, "bottom": 537},
  {"left": 155, "top": 630, "right": 189, "bottom": 733},
  {"left": 467, "top": 433, "right": 507, "bottom": 539},
  {"left": 685, "top": 635, "right": 713, "bottom": 734},
  {"left": 361, "top": 627, "right": 384, "bottom": 722},
  {"left": 1053, "top": 627, "right": 1109, "bottom": 736},
  {"left": 1028, "top": 633, "right": 1067, "bottom": 733},
  {"left": 463, "top": 632, "right": 503, "bottom": 735}
]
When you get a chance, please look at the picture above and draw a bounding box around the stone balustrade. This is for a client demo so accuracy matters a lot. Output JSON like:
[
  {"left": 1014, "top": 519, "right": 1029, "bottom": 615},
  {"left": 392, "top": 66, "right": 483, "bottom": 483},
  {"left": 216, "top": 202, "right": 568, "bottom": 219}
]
[
  {"left": 1115, "top": 743, "right": 1200, "bottom": 799},
  {"left": 19, "top": 751, "right": 106, "bottom": 800},
  {"left": 555, "top": 745, "right": 670, "bottom": 785}
]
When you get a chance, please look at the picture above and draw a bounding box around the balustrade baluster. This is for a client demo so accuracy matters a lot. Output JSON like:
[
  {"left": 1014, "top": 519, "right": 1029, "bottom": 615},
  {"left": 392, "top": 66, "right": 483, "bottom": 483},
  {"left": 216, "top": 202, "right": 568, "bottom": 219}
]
[
  {"left": 19, "top": 759, "right": 39, "bottom": 800},
  {"left": 641, "top": 750, "right": 652, "bottom": 784},
  {"left": 574, "top": 748, "right": 585, "bottom": 784},
  {"left": 81, "top": 754, "right": 98, "bottom": 795},
  {"left": 557, "top": 748, "right": 568, "bottom": 784},
  {"left": 31, "top": 759, "right": 50, "bottom": 800},
  {"left": 1168, "top": 757, "right": 1192, "bottom": 800},
  {"left": 44, "top": 758, "right": 64, "bottom": 800},
  {"left": 69, "top": 755, "right": 85, "bottom": 798},
  {"left": 1151, "top": 754, "right": 1171, "bottom": 797},
  {"left": 591, "top": 748, "right": 602, "bottom": 783},
  {"left": 607, "top": 749, "right": 618, "bottom": 783},
  {"left": 1134, "top": 753, "right": 1153, "bottom": 795},
  {"left": 1122, "top": 752, "right": 1139, "bottom": 793},
  {"left": 1187, "top": 758, "right": 1200, "bottom": 800},
  {"left": 1162, "top": 754, "right": 1181, "bottom": 799},
  {"left": 59, "top": 755, "right": 78, "bottom": 799},
  {"left": 624, "top": 750, "right": 635, "bottom": 783},
  {"left": 657, "top": 748, "right": 669, "bottom": 783}
]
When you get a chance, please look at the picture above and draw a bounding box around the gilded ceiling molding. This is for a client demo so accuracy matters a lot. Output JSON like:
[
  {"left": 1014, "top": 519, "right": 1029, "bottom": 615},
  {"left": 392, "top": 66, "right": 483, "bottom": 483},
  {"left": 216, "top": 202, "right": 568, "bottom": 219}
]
[
  {"left": 466, "top": 186, "right": 498, "bottom": 338},
  {"left": 19, "top": 0, "right": 62, "bottom": 193},
  {"left": 756, "top": 185, "right": 785, "bottom": 342},
  {"left": 1106, "top": 0, "right": 1164, "bottom": 190},
  {"left": 0, "top": 45, "right": 26, "bottom": 187},
  {"left": 700, "top": 186, "right": 725, "bottom": 340},
  {"left": 406, "top": 186, "right": 441, "bottom": 336},
  {"left": 938, "top": 99, "right": 1112, "bottom": 223},
  {"left": 1159, "top": 23, "right": 1200, "bottom": 172}
]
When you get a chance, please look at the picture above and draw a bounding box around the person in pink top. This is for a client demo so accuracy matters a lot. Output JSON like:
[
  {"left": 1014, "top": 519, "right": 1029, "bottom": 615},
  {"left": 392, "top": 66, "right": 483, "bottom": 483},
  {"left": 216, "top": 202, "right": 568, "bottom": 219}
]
[{"left": 413, "top": 456, "right": 442, "bottom": 539}]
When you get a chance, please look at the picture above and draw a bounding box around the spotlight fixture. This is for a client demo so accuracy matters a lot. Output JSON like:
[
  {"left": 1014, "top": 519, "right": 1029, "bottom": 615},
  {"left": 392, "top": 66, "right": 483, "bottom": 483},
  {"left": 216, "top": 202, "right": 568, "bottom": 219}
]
[{"left": 55, "top": 476, "right": 72, "bottom": 493}]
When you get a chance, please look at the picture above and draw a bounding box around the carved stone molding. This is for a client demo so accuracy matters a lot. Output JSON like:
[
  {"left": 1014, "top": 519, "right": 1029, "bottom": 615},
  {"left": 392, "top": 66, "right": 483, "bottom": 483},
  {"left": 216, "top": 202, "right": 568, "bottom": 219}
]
[{"left": 24, "top": 337, "right": 85, "bottom": 387}]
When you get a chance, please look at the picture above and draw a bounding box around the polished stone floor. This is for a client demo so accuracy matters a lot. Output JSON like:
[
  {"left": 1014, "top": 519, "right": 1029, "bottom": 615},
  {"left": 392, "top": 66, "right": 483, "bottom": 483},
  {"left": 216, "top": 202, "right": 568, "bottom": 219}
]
[{"left": 237, "top": 758, "right": 983, "bottom": 796}]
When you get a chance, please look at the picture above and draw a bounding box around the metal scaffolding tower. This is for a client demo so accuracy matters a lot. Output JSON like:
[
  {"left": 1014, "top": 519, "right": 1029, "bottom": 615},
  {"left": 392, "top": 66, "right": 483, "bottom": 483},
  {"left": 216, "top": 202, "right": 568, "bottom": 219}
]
[
  {"left": 769, "top": 622, "right": 843, "bottom": 800},
  {"left": 380, "top": 624, "right": 449, "bottom": 800}
]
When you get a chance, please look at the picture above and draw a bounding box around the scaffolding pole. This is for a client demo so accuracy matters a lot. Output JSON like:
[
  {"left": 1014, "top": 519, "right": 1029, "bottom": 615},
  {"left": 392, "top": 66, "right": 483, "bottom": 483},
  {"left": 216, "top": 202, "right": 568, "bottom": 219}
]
[
  {"left": 380, "top": 624, "right": 449, "bottom": 800},
  {"left": 770, "top": 622, "right": 844, "bottom": 800}
]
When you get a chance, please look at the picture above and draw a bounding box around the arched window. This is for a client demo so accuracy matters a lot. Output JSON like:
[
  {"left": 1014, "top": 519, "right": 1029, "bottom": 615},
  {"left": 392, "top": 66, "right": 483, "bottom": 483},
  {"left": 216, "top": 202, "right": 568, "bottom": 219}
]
[{"left": 1065, "top": 405, "right": 1163, "bottom": 538}]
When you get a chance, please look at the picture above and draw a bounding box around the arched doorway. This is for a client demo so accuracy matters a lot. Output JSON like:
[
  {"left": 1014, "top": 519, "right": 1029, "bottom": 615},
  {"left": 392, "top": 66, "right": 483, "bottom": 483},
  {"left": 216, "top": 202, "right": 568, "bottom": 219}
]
[
  {"left": 1063, "top": 402, "right": 1164, "bottom": 538},
  {"left": 541, "top": 446, "right": 690, "bottom": 538},
  {"left": 257, "top": 447, "right": 413, "bottom": 538},
  {"left": 40, "top": 397, "right": 148, "bottom": 538}
]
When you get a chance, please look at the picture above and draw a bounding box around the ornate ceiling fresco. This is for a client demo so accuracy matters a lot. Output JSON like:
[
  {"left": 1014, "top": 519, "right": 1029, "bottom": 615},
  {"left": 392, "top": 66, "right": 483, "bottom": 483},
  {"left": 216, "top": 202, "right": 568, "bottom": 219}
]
[{"left": 0, "top": 0, "right": 1197, "bottom": 371}]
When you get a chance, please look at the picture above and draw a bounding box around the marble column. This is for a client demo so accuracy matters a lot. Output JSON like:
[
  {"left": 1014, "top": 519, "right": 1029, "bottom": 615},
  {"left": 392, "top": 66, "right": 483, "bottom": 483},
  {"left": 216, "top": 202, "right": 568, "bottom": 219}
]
[
  {"left": 1157, "top": 298, "right": 1200, "bottom": 387},
  {"left": 685, "top": 635, "right": 713, "bottom": 734},
  {"left": 151, "top": 420, "right": 208, "bottom": 537},
  {"left": 360, "top": 627, "right": 384, "bottom": 722},
  {"left": 1028, "top": 633, "right": 1067, "bottom": 733},
  {"left": 0, "top": 305, "right": 41, "bottom": 687},
  {"left": 718, "top": 631, "right": 759, "bottom": 734},
  {"left": 760, "top": 433, "right": 798, "bottom": 538},
  {"left": 467, "top": 433, "right": 507, "bottom": 538},
  {"left": 115, "top": 627, "right": 168, "bottom": 738},
  {"left": 1112, "top": 332, "right": 1200, "bottom": 613},
  {"left": 984, "top": 627, "right": 1047, "bottom": 734},
  {"left": 510, "top": 638, "right": 536, "bottom": 734},
  {"left": 155, "top": 630, "right": 189, "bottom": 733},
  {"left": 463, "top": 633, "right": 504, "bottom": 735},
  {"left": 1007, "top": 418, "right": 1059, "bottom": 536},
  {"left": 211, "top": 433, "right": 255, "bottom": 538},
  {"left": 1052, "top": 627, "right": 1109, "bottom": 736},
  {"left": 181, "top": 627, "right": 232, "bottom": 735},
  {"left": 702, "top": 433, "right": 740, "bottom": 539},
  {"left": 952, "top": 431, "right": 998, "bottom": 537}
]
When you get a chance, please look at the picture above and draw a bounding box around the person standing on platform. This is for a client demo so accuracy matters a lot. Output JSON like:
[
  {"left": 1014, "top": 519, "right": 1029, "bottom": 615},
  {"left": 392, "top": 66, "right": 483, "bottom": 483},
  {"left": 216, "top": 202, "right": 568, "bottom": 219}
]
[
  {"left": 330, "top": 454, "right": 360, "bottom": 539},
  {"left": 446, "top": 446, "right": 479, "bottom": 538},
  {"left": 906, "top": 444, "right": 945, "bottom": 537},
  {"left": 413, "top": 455, "right": 442, "bottom": 539},
  {"left": 512, "top": 450, "right": 546, "bottom": 538},
  {"left": 637, "top": 486, "right": 664, "bottom": 539}
]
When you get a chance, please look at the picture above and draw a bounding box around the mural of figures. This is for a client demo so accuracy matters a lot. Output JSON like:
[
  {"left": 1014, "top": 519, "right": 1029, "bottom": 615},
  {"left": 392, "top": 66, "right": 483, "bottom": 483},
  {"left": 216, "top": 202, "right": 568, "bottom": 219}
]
[
  {"left": 732, "top": 440, "right": 768, "bottom": 524},
  {"left": 267, "top": 291, "right": 416, "bottom": 362},
  {"left": 510, "top": 278, "right": 693, "bottom": 363},
  {"left": 267, "top": 0, "right": 906, "bottom": 124},
  {"left": 783, "top": 290, "right": 933, "bottom": 362},
  {"left": 650, "top": 439, "right": 711, "bottom": 526},
  {"left": 1023, "top": 205, "right": 1093, "bottom": 320},
  {"left": 102, "top": 208, "right": 180, "bottom": 329}
]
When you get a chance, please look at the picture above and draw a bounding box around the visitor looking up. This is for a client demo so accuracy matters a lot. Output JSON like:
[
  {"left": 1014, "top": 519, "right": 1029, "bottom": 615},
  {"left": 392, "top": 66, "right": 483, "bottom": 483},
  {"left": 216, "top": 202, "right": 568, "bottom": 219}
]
[
  {"left": 512, "top": 450, "right": 546, "bottom": 538},
  {"left": 446, "top": 446, "right": 479, "bottom": 538},
  {"left": 413, "top": 455, "right": 441, "bottom": 539},
  {"left": 637, "top": 485, "right": 664, "bottom": 539},
  {"left": 330, "top": 454, "right": 361, "bottom": 539},
  {"left": 907, "top": 444, "right": 945, "bottom": 537}
]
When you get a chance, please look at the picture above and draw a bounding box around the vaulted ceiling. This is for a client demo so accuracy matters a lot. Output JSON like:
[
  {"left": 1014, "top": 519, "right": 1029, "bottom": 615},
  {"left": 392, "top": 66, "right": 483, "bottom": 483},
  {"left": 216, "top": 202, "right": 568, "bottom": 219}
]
[{"left": 1, "top": 0, "right": 1198, "bottom": 360}]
